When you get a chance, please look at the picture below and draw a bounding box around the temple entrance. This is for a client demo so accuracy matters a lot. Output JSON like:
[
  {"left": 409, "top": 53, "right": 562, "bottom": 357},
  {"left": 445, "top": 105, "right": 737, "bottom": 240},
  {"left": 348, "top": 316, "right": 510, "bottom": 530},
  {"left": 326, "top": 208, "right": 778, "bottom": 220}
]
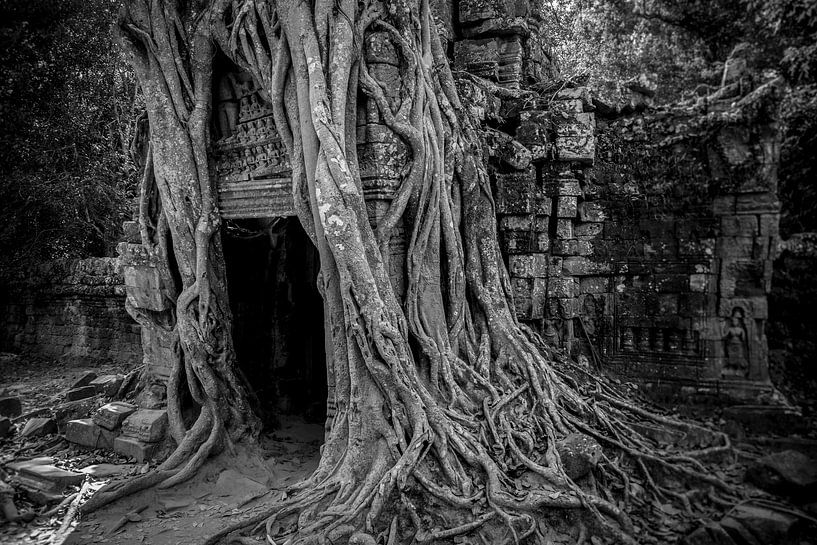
[{"left": 223, "top": 217, "right": 327, "bottom": 428}]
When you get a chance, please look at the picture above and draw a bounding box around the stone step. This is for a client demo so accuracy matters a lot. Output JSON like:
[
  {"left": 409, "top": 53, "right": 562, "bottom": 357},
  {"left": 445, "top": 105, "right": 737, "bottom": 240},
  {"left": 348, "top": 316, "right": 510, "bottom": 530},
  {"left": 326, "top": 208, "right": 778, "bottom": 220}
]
[
  {"left": 113, "top": 436, "right": 157, "bottom": 463},
  {"left": 93, "top": 402, "right": 137, "bottom": 431},
  {"left": 121, "top": 409, "right": 167, "bottom": 443},
  {"left": 89, "top": 375, "right": 124, "bottom": 397},
  {"left": 65, "top": 419, "right": 118, "bottom": 450}
]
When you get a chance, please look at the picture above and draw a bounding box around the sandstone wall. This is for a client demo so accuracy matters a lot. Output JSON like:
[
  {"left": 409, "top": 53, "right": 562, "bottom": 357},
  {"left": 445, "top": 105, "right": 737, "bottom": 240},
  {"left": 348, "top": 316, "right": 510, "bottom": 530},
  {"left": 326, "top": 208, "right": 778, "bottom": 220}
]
[{"left": 0, "top": 258, "right": 141, "bottom": 366}]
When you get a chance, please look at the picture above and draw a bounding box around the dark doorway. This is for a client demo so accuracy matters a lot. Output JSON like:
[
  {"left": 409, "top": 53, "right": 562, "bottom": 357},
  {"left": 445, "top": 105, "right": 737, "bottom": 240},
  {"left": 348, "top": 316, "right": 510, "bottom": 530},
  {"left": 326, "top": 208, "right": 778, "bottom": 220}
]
[{"left": 224, "top": 217, "right": 327, "bottom": 427}]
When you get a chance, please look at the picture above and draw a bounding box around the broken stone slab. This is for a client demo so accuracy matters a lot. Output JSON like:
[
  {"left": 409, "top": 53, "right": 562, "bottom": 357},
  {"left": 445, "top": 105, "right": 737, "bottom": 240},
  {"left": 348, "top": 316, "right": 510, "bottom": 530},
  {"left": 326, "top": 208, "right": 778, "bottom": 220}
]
[
  {"left": 113, "top": 436, "right": 157, "bottom": 463},
  {"left": 93, "top": 402, "right": 138, "bottom": 431},
  {"left": 70, "top": 371, "right": 97, "bottom": 389},
  {"left": 0, "top": 396, "right": 22, "bottom": 418},
  {"left": 0, "top": 417, "right": 12, "bottom": 439},
  {"left": 745, "top": 450, "right": 817, "bottom": 500},
  {"left": 65, "top": 419, "right": 118, "bottom": 450},
  {"left": 556, "top": 433, "right": 602, "bottom": 480},
  {"left": 121, "top": 409, "right": 168, "bottom": 443},
  {"left": 10, "top": 460, "right": 84, "bottom": 492},
  {"left": 65, "top": 385, "right": 97, "bottom": 402},
  {"left": 80, "top": 464, "right": 133, "bottom": 478},
  {"left": 721, "top": 504, "right": 801, "bottom": 545},
  {"left": 89, "top": 375, "right": 124, "bottom": 397},
  {"left": 20, "top": 417, "right": 57, "bottom": 438}
]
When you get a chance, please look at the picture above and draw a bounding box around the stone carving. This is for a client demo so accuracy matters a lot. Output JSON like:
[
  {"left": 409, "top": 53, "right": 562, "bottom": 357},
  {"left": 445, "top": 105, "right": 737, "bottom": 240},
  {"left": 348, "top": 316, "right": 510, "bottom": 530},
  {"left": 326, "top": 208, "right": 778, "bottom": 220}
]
[
  {"left": 723, "top": 307, "right": 749, "bottom": 377},
  {"left": 543, "top": 319, "right": 560, "bottom": 347}
]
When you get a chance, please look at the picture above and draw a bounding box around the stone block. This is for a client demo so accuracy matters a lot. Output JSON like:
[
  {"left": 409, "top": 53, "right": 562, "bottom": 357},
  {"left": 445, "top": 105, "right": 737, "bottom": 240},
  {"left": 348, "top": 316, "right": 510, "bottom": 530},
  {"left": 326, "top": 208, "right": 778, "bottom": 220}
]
[
  {"left": 502, "top": 230, "right": 549, "bottom": 254},
  {"left": 508, "top": 254, "right": 549, "bottom": 278},
  {"left": 555, "top": 178, "right": 582, "bottom": 197},
  {"left": 549, "top": 99, "right": 583, "bottom": 115},
  {"left": 735, "top": 192, "right": 780, "bottom": 214},
  {"left": 495, "top": 169, "right": 535, "bottom": 214},
  {"left": 553, "top": 112, "right": 594, "bottom": 137},
  {"left": 574, "top": 222, "right": 603, "bottom": 238},
  {"left": 578, "top": 202, "right": 606, "bottom": 222},
  {"left": 124, "top": 264, "right": 167, "bottom": 312},
  {"left": 65, "top": 419, "right": 118, "bottom": 450},
  {"left": 65, "top": 385, "right": 97, "bottom": 402},
  {"left": 0, "top": 396, "right": 22, "bottom": 418},
  {"left": 555, "top": 219, "right": 573, "bottom": 239},
  {"left": 89, "top": 375, "right": 124, "bottom": 397},
  {"left": 122, "top": 220, "right": 141, "bottom": 243},
  {"left": 548, "top": 277, "right": 579, "bottom": 298},
  {"left": 554, "top": 135, "right": 595, "bottom": 163},
  {"left": 11, "top": 461, "right": 84, "bottom": 493},
  {"left": 458, "top": 0, "right": 527, "bottom": 24},
  {"left": 70, "top": 371, "right": 97, "bottom": 389},
  {"left": 721, "top": 215, "right": 758, "bottom": 236},
  {"left": 550, "top": 239, "right": 579, "bottom": 256},
  {"left": 758, "top": 213, "right": 779, "bottom": 237},
  {"left": 556, "top": 196, "right": 578, "bottom": 218},
  {"left": 712, "top": 195, "right": 736, "bottom": 215},
  {"left": 121, "top": 409, "right": 168, "bottom": 443},
  {"left": 93, "top": 402, "right": 138, "bottom": 431},
  {"left": 689, "top": 274, "right": 711, "bottom": 293},
  {"left": 511, "top": 278, "right": 546, "bottom": 320},
  {"left": 516, "top": 109, "right": 550, "bottom": 160},
  {"left": 113, "top": 436, "right": 158, "bottom": 463},
  {"left": 561, "top": 256, "right": 610, "bottom": 276},
  {"left": 21, "top": 418, "right": 57, "bottom": 438},
  {"left": 579, "top": 277, "right": 609, "bottom": 294}
]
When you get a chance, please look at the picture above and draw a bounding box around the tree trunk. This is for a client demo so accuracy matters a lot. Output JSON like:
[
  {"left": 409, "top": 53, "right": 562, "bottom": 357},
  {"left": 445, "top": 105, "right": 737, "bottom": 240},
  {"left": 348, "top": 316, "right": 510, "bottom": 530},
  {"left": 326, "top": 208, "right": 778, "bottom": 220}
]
[{"left": 87, "top": 0, "right": 743, "bottom": 542}]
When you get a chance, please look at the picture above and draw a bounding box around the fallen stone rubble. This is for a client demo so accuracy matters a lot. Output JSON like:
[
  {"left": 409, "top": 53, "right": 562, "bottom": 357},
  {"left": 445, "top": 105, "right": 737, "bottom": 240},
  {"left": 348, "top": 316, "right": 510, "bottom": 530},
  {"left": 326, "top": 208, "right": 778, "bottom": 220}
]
[{"left": 0, "top": 367, "right": 172, "bottom": 540}]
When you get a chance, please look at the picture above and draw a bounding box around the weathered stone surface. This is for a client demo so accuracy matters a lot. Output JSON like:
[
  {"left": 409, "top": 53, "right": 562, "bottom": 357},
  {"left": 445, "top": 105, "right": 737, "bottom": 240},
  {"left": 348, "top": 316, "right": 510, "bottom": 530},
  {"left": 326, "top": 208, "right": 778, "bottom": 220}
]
[
  {"left": 745, "top": 450, "right": 817, "bottom": 499},
  {"left": 89, "top": 374, "right": 124, "bottom": 397},
  {"left": 721, "top": 505, "right": 800, "bottom": 545},
  {"left": 20, "top": 418, "right": 57, "bottom": 438},
  {"left": 0, "top": 258, "right": 141, "bottom": 367},
  {"left": 0, "top": 396, "right": 22, "bottom": 418},
  {"left": 10, "top": 460, "right": 84, "bottom": 492},
  {"left": 70, "top": 371, "right": 97, "bottom": 389},
  {"left": 65, "top": 385, "right": 97, "bottom": 402},
  {"left": 121, "top": 409, "right": 168, "bottom": 443},
  {"left": 113, "top": 436, "right": 158, "bottom": 463},
  {"left": 556, "top": 433, "right": 602, "bottom": 480},
  {"left": 65, "top": 418, "right": 118, "bottom": 450},
  {"left": 93, "top": 402, "right": 138, "bottom": 431}
]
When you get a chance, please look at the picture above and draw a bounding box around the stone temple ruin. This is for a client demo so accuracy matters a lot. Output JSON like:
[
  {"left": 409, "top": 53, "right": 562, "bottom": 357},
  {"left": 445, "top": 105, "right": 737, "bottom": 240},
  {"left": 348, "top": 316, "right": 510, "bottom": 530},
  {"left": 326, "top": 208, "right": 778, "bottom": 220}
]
[{"left": 0, "top": 0, "right": 792, "bottom": 430}]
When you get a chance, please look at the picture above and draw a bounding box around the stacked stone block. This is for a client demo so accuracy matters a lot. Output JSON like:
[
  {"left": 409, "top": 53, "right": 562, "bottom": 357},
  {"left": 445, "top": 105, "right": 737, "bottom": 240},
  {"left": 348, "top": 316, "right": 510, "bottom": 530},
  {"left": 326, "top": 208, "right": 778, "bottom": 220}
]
[{"left": 487, "top": 69, "right": 782, "bottom": 402}]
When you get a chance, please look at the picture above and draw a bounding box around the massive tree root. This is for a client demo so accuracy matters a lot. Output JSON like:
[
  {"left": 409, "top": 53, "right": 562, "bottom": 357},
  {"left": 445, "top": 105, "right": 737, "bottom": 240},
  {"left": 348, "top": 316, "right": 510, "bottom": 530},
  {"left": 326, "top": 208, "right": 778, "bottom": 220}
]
[{"left": 89, "top": 0, "right": 747, "bottom": 542}]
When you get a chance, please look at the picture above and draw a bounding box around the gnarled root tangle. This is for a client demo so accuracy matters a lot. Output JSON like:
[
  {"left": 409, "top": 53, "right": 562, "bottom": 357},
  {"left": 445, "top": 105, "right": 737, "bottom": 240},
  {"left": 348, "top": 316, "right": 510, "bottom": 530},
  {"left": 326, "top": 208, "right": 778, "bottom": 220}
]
[
  {"left": 96, "top": 0, "right": 746, "bottom": 542},
  {"left": 191, "top": 0, "right": 746, "bottom": 543}
]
